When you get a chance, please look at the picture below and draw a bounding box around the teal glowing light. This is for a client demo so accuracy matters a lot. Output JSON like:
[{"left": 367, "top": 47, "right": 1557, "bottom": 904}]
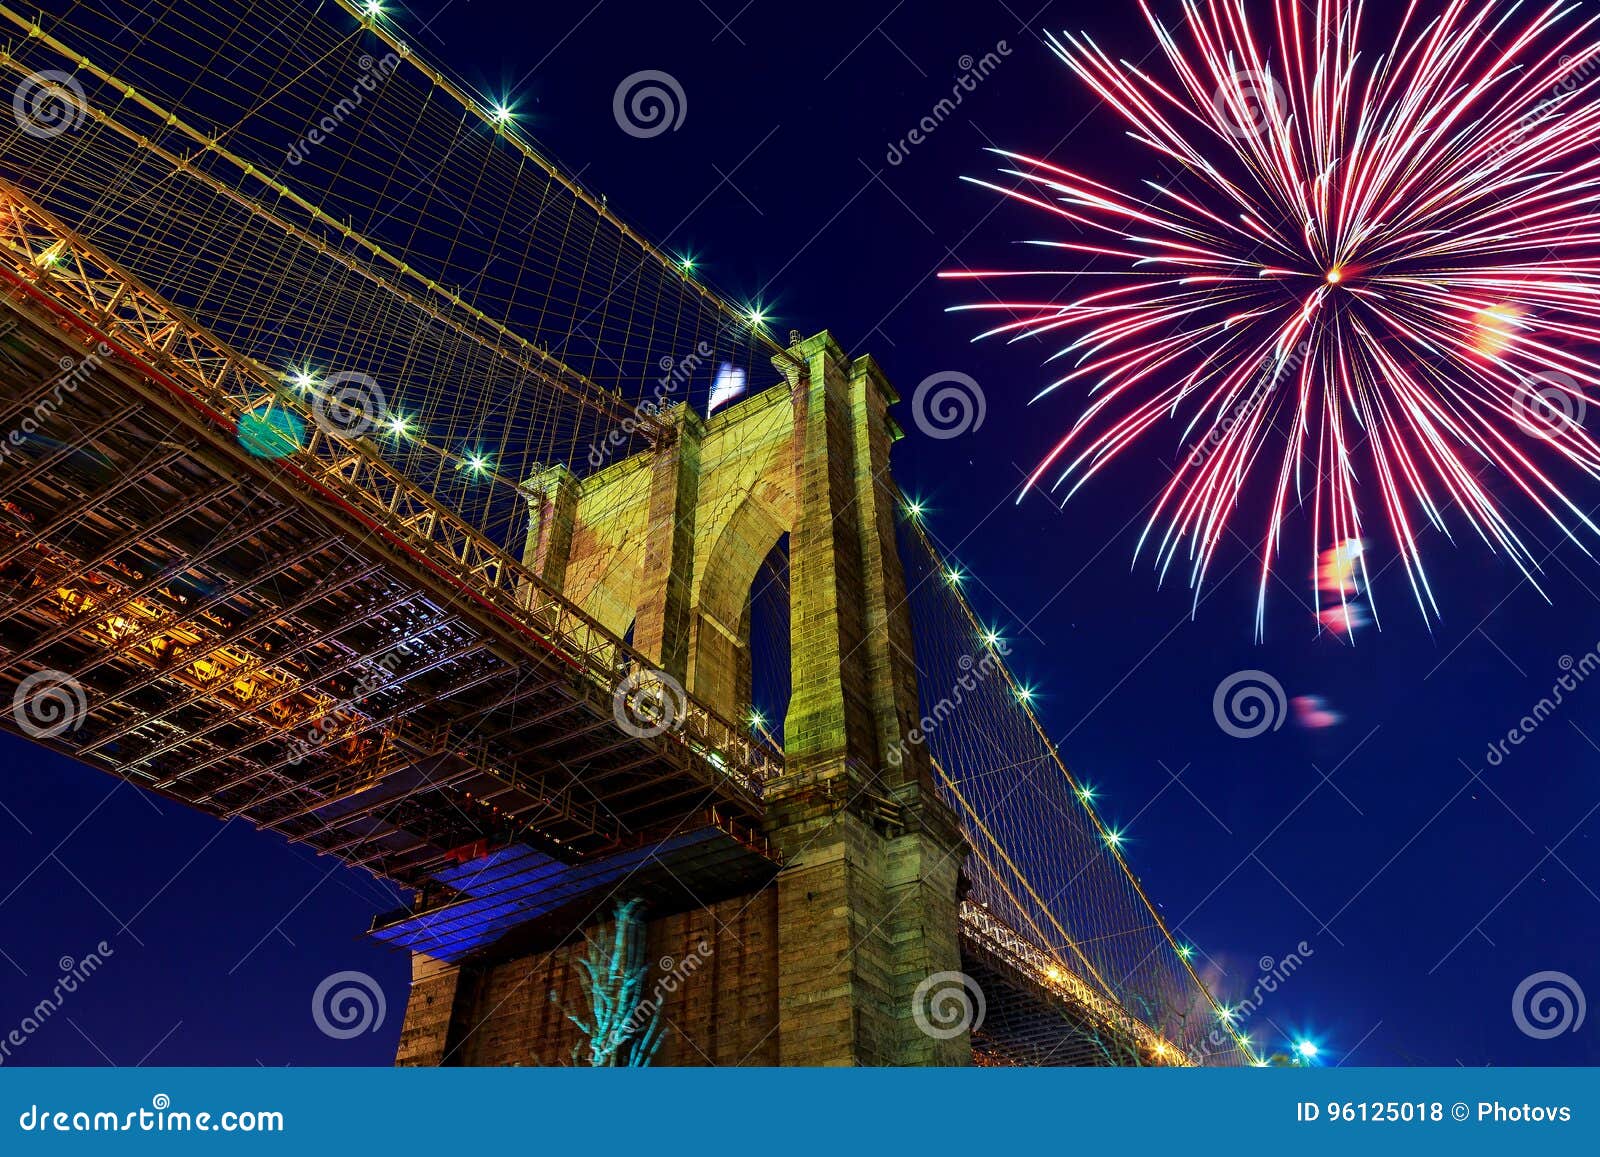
[
  {"left": 1176, "top": 943, "right": 1194, "bottom": 960},
  {"left": 747, "top": 305, "right": 768, "bottom": 327},
  {"left": 490, "top": 103, "right": 514, "bottom": 125},
  {"left": 981, "top": 628, "right": 1002, "bottom": 648},
  {"left": 905, "top": 498, "right": 924, "bottom": 518},
  {"left": 944, "top": 567, "right": 964, "bottom": 585},
  {"left": 1015, "top": 684, "right": 1035, "bottom": 704},
  {"left": 236, "top": 407, "right": 305, "bottom": 460},
  {"left": 1295, "top": 1040, "right": 1319, "bottom": 1060},
  {"left": 464, "top": 452, "right": 491, "bottom": 474},
  {"left": 363, "top": 0, "right": 383, "bottom": 15},
  {"left": 288, "top": 370, "right": 315, "bottom": 391},
  {"left": 748, "top": 709, "right": 765, "bottom": 730},
  {"left": 1103, "top": 828, "right": 1123, "bottom": 848},
  {"left": 678, "top": 253, "right": 697, "bottom": 274}
]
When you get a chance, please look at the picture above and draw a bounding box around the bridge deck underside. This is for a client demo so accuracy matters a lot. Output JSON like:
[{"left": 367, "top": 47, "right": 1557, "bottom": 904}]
[
  {"left": 369, "top": 816, "right": 779, "bottom": 961},
  {"left": 956, "top": 904, "right": 1187, "bottom": 1067},
  {"left": 0, "top": 298, "right": 763, "bottom": 887},
  {"left": 963, "top": 937, "right": 1151, "bottom": 1067}
]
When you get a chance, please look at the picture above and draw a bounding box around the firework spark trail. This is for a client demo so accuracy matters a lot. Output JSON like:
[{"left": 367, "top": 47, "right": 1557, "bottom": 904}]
[{"left": 947, "top": 0, "right": 1600, "bottom": 635}]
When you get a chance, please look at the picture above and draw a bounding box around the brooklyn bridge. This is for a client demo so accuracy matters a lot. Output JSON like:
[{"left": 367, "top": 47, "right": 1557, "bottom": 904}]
[{"left": 0, "top": 0, "right": 1254, "bottom": 1066}]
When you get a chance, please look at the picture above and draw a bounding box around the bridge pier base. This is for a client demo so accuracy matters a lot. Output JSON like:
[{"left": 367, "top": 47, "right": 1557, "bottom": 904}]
[
  {"left": 769, "top": 782, "right": 967, "bottom": 1065},
  {"left": 394, "top": 954, "right": 476, "bottom": 1067}
]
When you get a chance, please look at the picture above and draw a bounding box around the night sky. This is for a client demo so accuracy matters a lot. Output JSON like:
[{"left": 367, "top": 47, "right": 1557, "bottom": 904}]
[{"left": 3, "top": 0, "right": 1598, "bottom": 1067}]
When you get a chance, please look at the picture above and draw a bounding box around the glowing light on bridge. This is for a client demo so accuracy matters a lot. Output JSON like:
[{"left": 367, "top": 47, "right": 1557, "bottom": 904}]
[
  {"left": 1294, "top": 1039, "right": 1320, "bottom": 1062},
  {"left": 490, "top": 103, "right": 515, "bottom": 125}
]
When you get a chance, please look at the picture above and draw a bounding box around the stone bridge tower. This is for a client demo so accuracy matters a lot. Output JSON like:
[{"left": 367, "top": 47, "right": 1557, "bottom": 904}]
[{"left": 394, "top": 332, "right": 968, "bottom": 1066}]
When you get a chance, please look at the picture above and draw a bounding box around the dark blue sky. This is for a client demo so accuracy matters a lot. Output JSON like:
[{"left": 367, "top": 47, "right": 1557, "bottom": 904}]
[{"left": 3, "top": 0, "right": 1598, "bottom": 1066}]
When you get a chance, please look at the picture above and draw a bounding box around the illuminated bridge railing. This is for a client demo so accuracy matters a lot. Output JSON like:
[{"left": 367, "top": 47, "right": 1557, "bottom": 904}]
[{"left": 0, "top": 186, "right": 780, "bottom": 802}]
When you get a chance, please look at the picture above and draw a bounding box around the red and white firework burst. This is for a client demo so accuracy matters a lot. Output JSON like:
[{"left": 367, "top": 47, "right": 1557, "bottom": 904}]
[{"left": 948, "top": 0, "right": 1600, "bottom": 634}]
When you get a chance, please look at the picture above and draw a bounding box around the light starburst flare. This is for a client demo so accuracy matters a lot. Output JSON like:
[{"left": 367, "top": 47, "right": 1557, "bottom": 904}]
[{"left": 947, "top": 0, "right": 1600, "bottom": 634}]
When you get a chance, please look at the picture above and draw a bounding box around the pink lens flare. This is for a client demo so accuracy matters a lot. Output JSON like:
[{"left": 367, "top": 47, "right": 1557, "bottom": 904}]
[{"left": 1292, "top": 695, "right": 1341, "bottom": 730}]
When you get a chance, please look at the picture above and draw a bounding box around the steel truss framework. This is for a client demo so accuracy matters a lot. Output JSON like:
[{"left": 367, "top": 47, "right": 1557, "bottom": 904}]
[{"left": 0, "top": 184, "right": 773, "bottom": 887}]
